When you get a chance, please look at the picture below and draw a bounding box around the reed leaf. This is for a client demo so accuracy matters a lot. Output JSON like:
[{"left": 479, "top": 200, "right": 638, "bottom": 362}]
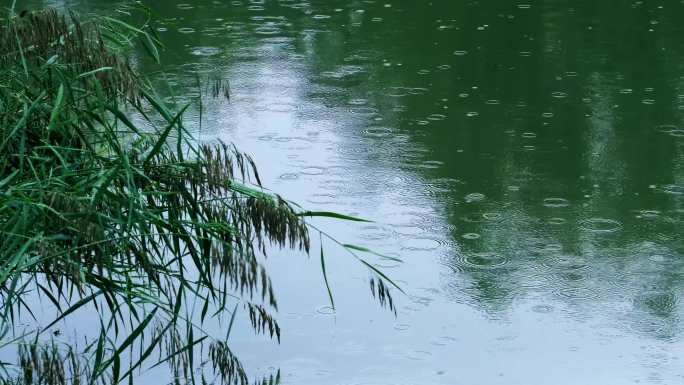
[{"left": 0, "top": 7, "right": 400, "bottom": 385}]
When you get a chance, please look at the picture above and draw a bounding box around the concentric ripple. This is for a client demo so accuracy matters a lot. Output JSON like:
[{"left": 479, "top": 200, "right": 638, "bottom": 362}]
[
  {"left": 464, "top": 193, "right": 486, "bottom": 203},
  {"left": 556, "top": 287, "right": 599, "bottom": 300},
  {"left": 454, "top": 252, "right": 510, "bottom": 271},
  {"left": 663, "top": 184, "right": 684, "bottom": 195},
  {"left": 543, "top": 197, "right": 571, "bottom": 208},
  {"left": 580, "top": 218, "right": 622, "bottom": 233}
]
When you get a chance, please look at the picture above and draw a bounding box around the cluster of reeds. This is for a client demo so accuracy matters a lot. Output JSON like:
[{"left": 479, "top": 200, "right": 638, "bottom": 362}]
[{"left": 0, "top": 5, "right": 398, "bottom": 385}]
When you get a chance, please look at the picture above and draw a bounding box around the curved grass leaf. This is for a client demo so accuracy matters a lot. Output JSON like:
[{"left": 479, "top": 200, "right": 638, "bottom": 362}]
[
  {"left": 320, "top": 237, "right": 335, "bottom": 310},
  {"left": 297, "top": 211, "right": 371, "bottom": 222}
]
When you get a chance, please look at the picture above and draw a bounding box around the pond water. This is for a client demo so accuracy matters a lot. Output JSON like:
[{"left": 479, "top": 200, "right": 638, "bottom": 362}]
[{"left": 25, "top": 0, "right": 684, "bottom": 384}]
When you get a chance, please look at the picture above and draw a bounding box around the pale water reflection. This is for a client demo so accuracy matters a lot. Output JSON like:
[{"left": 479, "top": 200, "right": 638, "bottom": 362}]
[{"left": 23, "top": 0, "right": 684, "bottom": 384}]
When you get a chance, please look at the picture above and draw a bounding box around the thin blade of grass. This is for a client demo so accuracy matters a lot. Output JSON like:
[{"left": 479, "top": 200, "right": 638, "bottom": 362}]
[
  {"left": 320, "top": 237, "right": 335, "bottom": 310},
  {"left": 297, "top": 211, "right": 371, "bottom": 223}
]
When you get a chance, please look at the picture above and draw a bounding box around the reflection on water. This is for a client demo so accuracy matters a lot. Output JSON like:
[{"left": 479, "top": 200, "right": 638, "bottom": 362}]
[{"left": 26, "top": 0, "right": 684, "bottom": 383}]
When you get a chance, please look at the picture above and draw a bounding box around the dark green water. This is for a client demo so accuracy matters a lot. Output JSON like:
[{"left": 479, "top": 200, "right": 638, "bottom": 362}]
[{"left": 25, "top": 0, "right": 684, "bottom": 383}]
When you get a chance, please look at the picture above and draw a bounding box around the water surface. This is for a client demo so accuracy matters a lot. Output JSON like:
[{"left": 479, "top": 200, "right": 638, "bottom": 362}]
[{"left": 26, "top": 1, "right": 684, "bottom": 384}]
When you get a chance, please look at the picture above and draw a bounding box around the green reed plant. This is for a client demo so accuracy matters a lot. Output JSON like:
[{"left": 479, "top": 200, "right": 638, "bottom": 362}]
[{"left": 0, "top": 5, "right": 399, "bottom": 385}]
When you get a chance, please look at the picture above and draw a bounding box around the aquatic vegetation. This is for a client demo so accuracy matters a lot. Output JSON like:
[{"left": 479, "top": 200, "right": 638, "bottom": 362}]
[{"left": 0, "top": 6, "right": 397, "bottom": 384}]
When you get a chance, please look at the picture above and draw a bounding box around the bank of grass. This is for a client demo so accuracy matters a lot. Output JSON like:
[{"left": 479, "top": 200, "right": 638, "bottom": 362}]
[{"left": 0, "top": 6, "right": 398, "bottom": 384}]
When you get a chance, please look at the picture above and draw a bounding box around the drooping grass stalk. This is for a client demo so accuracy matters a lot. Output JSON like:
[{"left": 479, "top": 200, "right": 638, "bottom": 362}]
[{"left": 0, "top": 5, "right": 399, "bottom": 385}]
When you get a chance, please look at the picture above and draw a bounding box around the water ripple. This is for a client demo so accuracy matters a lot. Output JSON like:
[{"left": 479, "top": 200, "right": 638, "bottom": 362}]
[
  {"left": 663, "top": 185, "right": 684, "bottom": 195},
  {"left": 556, "top": 287, "right": 599, "bottom": 300},
  {"left": 451, "top": 252, "right": 509, "bottom": 271},
  {"left": 580, "top": 218, "right": 622, "bottom": 233},
  {"left": 543, "top": 197, "right": 571, "bottom": 208}
]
